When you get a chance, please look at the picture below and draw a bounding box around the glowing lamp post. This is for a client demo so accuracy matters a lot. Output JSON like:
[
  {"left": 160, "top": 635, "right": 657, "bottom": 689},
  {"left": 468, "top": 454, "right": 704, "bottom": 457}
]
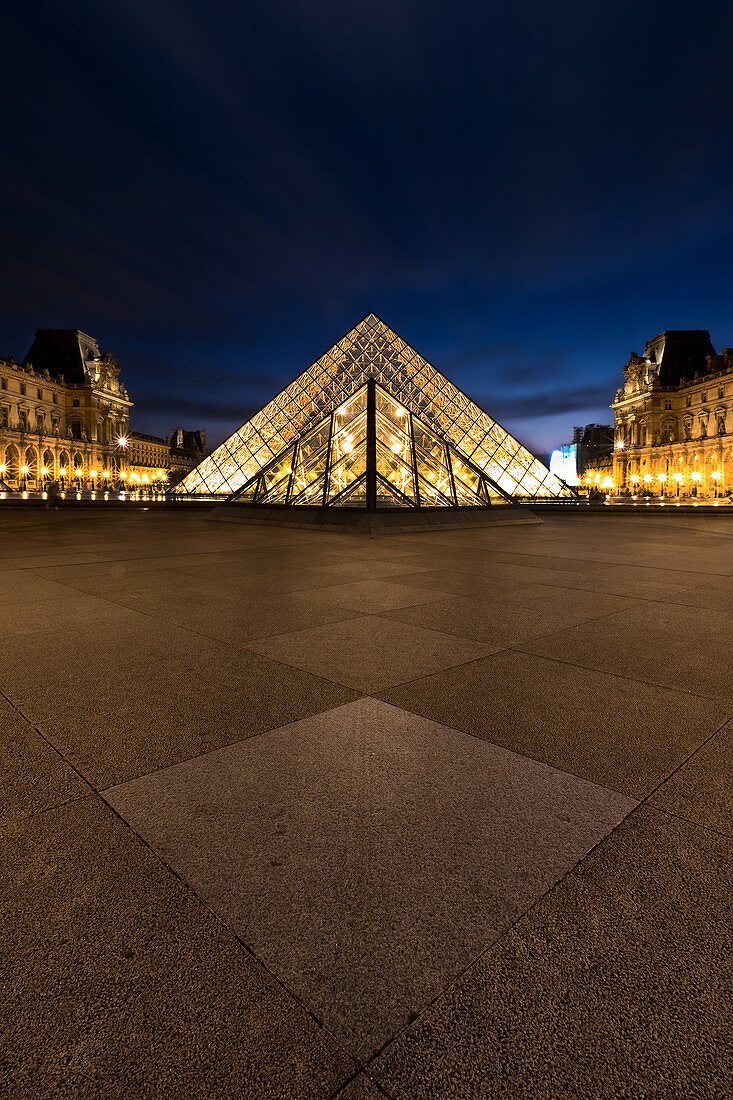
[
  {"left": 20, "top": 464, "right": 29, "bottom": 491},
  {"left": 74, "top": 467, "right": 83, "bottom": 493},
  {"left": 59, "top": 467, "right": 67, "bottom": 491},
  {"left": 711, "top": 471, "right": 721, "bottom": 498}
]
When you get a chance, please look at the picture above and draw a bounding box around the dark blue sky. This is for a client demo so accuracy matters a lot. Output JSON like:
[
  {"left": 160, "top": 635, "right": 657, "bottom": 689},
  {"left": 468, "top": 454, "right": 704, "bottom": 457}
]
[{"left": 1, "top": 1, "right": 732, "bottom": 454}]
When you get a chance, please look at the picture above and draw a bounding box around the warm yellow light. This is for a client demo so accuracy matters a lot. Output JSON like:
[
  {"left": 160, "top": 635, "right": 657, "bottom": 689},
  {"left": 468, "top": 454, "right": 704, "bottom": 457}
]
[
  {"left": 630, "top": 474, "right": 639, "bottom": 483},
  {"left": 156, "top": 469, "right": 163, "bottom": 477},
  {"left": 691, "top": 471, "right": 702, "bottom": 481},
  {"left": 41, "top": 466, "right": 49, "bottom": 475},
  {"left": 90, "top": 469, "right": 97, "bottom": 478},
  {"left": 615, "top": 440, "right": 625, "bottom": 450},
  {"left": 711, "top": 471, "right": 721, "bottom": 480},
  {"left": 593, "top": 474, "right": 601, "bottom": 483},
  {"left": 59, "top": 467, "right": 66, "bottom": 476},
  {"left": 390, "top": 443, "right": 401, "bottom": 454},
  {"left": 74, "top": 468, "right": 82, "bottom": 478},
  {"left": 21, "top": 465, "right": 29, "bottom": 475},
  {"left": 673, "top": 473, "right": 682, "bottom": 482},
  {"left": 160, "top": 472, "right": 168, "bottom": 481},
  {"left": 120, "top": 471, "right": 128, "bottom": 479},
  {"left": 658, "top": 472, "right": 667, "bottom": 481},
  {"left": 602, "top": 477, "right": 613, "bottom": 487},
  {"left": 102, "top": 469, "right": 110, "bottom": 478},
  {"left": 643, "top": 473, "right": 653, "bottom": 483},
  {"left": 117, "top": 435, "right": 128, "bottom": 447},
  {"left": 142, "top": 474, "right": 150, "bottom": 483},
  {"left": 342, "top": 438, "right": 353, "bottom": 454}
]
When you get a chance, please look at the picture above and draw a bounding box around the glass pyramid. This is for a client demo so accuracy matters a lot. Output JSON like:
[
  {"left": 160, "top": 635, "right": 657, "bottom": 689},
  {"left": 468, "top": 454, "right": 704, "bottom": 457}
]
[
  {"left": 178, "top": 313, "right": 573, "bottom": 503},
  {"left": 234, "top": 381, "right": 505, "bottom": 509}
]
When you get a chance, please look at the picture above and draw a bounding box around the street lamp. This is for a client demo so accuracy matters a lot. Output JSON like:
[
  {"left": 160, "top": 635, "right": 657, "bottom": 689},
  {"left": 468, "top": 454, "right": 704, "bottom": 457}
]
[
  {"left": 59, "top": 466, "right": 67, "bottom": 491},
  {"left": 20, "top": 464, "right": 29, "bottom": 491}
]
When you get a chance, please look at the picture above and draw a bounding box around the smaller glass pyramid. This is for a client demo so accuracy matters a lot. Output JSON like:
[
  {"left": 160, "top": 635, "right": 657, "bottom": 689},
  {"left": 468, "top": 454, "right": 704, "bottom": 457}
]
[{"left": 234, "top": 380, "right": 506, "bottom": 509}]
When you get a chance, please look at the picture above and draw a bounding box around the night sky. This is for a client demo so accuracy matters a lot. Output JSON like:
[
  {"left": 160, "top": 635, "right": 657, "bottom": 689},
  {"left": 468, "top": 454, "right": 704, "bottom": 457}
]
[{"left": 2, "top": 1, "right": 732, "bottom": 456}]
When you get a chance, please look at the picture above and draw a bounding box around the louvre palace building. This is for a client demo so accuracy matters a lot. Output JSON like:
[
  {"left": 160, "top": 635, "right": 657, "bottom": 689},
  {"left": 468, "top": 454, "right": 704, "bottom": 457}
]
[
  {"left": 0, "top": 329, "right": 205, "bottom": 491},
  {"left": 612, "top": 330, "right": 733, "bottom": 498}
]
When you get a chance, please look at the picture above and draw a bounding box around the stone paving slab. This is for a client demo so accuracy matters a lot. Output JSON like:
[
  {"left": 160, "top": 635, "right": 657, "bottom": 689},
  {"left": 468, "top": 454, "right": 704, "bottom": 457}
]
[
  {"left": 649, "top": 721, "right": 732, "bottom": 834},
  {"left": 106, "top": 697, "right": 635, "bottom": 1062},
  {"left": 379, "top": 649, "right": 732, "bottom": 798},
  {"left": 0, "top": 617, "right": 358, "bottom": 788},
  {"left": 380, "top": 590, "right": 641, "bottom": 647},
  {"left": 519, "top": 600, "right": 733, "bottom": 702},
  {"left": 1, "top": 509, "right": 731, "bottom": 1096},
  {"left": 371, "top": 806, "right": 732, "bottom": 1100},
  {"left": 334, "top": 1075, "right": 389, "bottom": 1098},
  {"left": 245, "top": 614, "right": 496, "bottom": 693},
  {"left": 1, "top": 797, "right": 354, "bottom": 1098},
  {"left": 0, "top": 694, "right": 87, "bottom": 826}
]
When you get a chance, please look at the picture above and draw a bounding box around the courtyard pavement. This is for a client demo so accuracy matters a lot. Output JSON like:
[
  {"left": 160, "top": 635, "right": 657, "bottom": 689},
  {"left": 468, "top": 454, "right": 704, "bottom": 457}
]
[{"left": 1, "top": 507, "right": 730, "bottom": 1098}]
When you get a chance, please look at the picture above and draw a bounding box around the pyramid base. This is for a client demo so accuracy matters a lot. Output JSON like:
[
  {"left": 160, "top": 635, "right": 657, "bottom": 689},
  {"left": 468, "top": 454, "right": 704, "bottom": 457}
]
[{"left": 208, "top": 502, "right": 540, "bottom": 535}]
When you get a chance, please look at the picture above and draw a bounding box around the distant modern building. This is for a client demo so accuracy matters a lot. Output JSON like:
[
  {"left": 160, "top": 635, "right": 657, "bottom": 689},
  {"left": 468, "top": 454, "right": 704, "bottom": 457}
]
[
  {"left": 549, "top": 443, "right": 579, "bottom": 486},
  {"left": 177, "top": 313, "right": 575, "bottom": 507},
  {"left": 612, "top": 330, "right": 732, "bottom": 497},
  {"left": 551, "top": 425, "right": 614, "bottom": 493},
  {"left": 573, "top": 423, "right": 614, "bottom": 477},
  {"left": 0, "top": 329, "right": 206, "bottom": 491}
]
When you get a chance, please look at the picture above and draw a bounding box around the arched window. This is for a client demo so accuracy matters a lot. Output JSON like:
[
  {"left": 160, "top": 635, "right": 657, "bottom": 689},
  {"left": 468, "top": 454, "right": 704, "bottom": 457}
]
[
  {"left": 5, "top": 444, "right": 19, "bottom": 482},
  {"left": 24, "top": 447, "right": 38, "bottom": 483}
]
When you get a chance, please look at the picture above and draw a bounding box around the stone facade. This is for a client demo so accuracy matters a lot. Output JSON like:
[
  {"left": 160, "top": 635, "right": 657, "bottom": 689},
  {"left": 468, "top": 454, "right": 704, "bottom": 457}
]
[
  {"left": 0, "top": 329, "right": 206, "bottom": 491},
  {"left": 125, "top": 429, "right": 206, "bottom": 488},
  {"left": 612, "top": 330, "right": 733, "bottom": 498},
  {"left": 0, "top": 330, "right": 131, "bottom": 490}
]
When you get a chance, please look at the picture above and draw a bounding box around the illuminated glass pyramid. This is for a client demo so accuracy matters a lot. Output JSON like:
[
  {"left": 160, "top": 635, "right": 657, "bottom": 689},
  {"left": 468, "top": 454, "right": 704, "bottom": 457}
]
[{"left": 178, "top": 314, "right": 572, "bottom": 504}]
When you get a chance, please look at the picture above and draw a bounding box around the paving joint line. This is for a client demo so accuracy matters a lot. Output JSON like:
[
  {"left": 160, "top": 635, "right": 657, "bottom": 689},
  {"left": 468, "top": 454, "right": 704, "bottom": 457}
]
[{"left": 97, "top": 793, "right": 366, "bottom": 1076}]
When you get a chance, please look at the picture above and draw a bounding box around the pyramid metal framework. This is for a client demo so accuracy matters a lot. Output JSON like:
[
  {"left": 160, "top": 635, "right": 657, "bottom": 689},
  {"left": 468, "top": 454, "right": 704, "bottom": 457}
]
[{"left": 178, "top": 314, "right": 572, "bottom": 503}]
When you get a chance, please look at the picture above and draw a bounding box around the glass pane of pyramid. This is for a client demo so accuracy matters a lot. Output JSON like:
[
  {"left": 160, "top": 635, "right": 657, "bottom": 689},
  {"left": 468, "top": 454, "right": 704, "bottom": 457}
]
[{"left": 183, "top": 315, "right": 574, "bottom": 503}]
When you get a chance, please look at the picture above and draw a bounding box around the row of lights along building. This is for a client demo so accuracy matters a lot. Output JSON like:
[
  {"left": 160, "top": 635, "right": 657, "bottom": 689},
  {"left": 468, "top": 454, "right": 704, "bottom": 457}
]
[
  {"left": 2, "top": 325, "right": 730, "bottom": 503},
  {"left": 558, "top": 330, "right": 733, "bottom": 501},
  {"left": 611, "top": 330, "right": 733, "bottom": 499},
  {"left": 0, "top": 329, "right": 206, "bottom": 494}
]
